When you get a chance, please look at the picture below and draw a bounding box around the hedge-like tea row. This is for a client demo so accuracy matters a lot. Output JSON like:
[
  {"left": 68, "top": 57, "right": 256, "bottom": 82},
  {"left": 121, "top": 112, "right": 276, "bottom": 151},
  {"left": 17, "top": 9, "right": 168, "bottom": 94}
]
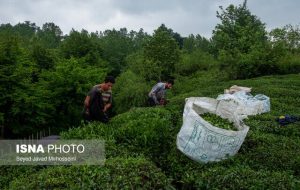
[
  {"left": 8, "top": 157, "right": 171, "bottom": 190},
  {"left": 2, "top": 74, "right": 300, "bottom": 189}
]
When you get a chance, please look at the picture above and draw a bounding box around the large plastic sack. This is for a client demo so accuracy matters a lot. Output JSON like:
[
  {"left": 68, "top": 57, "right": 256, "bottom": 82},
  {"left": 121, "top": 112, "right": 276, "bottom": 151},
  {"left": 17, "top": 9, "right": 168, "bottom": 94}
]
[
  {"left": 177, "top": 97, "right": 249, "bottom": 163},
  {"left": 216, "top": 91, "right": 270, "bottom": 117}
]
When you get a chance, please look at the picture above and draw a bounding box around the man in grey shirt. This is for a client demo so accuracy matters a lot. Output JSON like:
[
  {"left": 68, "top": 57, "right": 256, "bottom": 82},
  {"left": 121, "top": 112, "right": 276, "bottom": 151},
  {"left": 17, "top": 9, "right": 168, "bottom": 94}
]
[{"left": 148, "top": 79, "right": 174, "bottom": 106}]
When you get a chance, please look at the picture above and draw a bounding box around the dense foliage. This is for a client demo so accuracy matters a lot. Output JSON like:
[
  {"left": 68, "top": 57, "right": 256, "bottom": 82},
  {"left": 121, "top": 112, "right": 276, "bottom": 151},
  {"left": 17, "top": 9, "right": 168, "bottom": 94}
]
[
  {"left": 201, "top": 113, "right": 237, "bottom": 131},
  {"left": 2, "top": 74, "right": 299, "bottom": 189},
  {"left": 1, "top": 0, "right": 300, "bottom": 189},
  {"left": 211, "top": 1, "right": 273, "bottom": 79},
  {"left": 113, "top": 70, "right": 150, "bottom": 114},
  {"left": 7, "top": 157, "right": 171, "bottom": 190}
]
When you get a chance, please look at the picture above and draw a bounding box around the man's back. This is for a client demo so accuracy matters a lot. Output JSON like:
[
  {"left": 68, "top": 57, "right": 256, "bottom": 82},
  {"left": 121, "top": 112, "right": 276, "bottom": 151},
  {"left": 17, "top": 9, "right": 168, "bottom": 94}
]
[{"left": 148, "top": 82, "right": 166, "bottom": 106}]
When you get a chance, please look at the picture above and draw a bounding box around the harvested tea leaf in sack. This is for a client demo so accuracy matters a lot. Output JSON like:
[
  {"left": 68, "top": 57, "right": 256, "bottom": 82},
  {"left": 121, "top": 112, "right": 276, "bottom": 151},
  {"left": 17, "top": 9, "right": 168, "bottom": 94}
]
[{"left": 201, "top": 113, "right": 238, "bottom": 131}]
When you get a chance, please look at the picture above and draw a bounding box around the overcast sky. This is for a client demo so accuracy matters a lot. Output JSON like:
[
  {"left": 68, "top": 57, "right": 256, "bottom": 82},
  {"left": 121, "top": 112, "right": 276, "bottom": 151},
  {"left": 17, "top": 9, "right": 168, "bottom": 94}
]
[{"left": 1, "top": 0, "right": 299, "bottom": 38}]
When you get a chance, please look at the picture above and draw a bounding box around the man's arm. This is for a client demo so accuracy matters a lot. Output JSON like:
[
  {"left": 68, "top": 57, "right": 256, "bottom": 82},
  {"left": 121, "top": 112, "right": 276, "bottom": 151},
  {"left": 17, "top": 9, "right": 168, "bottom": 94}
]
[
  {"left": 103, "top": 103, "right": 111, "bottom": 112},
  {"left": 84, "top": 96, "right": 90, "bottom": 109},
  {"left": 103, "top": 90, "right": 112, "bottom": 112}
]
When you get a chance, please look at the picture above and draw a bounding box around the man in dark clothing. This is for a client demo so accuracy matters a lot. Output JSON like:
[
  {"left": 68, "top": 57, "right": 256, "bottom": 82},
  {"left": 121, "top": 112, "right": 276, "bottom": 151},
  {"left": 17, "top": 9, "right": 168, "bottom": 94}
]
[
  {"left": 83, "top": 76, "right": 115, "bottom": 123},
  {"left": 148, "top": 79, "right": 174, "bottom": 106}
]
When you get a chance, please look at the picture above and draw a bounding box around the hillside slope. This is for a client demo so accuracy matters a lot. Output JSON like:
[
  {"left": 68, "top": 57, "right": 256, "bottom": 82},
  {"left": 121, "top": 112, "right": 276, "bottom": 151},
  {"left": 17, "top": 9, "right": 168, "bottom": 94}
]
[{"left": 3, "top": 73, "right": 300, "bottom": 189}]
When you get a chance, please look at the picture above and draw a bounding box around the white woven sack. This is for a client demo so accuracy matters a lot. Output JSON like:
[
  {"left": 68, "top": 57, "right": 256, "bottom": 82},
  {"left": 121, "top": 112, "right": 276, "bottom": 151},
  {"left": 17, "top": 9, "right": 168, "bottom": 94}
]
[{"left": 177, "top": 97, "right": 249, "bottom": 163}]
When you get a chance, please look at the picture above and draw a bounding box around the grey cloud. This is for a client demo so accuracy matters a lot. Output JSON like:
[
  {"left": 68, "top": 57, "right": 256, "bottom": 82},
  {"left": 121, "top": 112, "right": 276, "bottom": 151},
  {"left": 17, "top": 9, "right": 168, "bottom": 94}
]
[
  {"left": 0, "top": 0, "right": 299, "bottom": 37},
  {"left": 247, "top": 0, "right": 300, "bottom": 30}
]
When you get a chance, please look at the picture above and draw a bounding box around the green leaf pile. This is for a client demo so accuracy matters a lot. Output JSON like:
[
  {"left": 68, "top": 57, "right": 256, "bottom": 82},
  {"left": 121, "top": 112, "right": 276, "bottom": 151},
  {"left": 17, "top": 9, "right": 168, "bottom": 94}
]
[{"left": 201, "top": 112, "right": 238, "bottom": 131}]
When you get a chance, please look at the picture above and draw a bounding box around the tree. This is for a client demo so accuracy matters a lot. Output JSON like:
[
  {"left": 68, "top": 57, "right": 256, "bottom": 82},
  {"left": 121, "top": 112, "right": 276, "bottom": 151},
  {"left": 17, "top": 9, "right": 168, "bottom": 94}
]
[
  {"left": 175, "top": 50, "right": 217, "bottom": 76},
  {"left": 182, "top": 34, "right": 196, "bottom": 53},
  {"left": 211, "top": 0, "right": 275, "bottom": 79},
  {"left": 60, "top": 29, "right": 107, "bottom": 67},
  {"left": 212, "top": 1, "right": 268, "bottom": 55},
  {"left": 31, "top": 43, "right": 55, "bottom": 71},
  {"left": 0, "top": 23, "right": 14, "bottom": 37},
  {"left": 0, "top": 35, "right": 21, "bottom": 135},
  {"left": 183, "top": 34, "right": 211, "bottom": 53},
  {"left": 37, "top": 58, "right": 107, "bottom": 132},
  {"left": 129, "top": 28, "right": 151, "bottom": 51},
  {"left": 99, "top": 28, "right": 135, "bottom": 76},
  {"left": 269, "top": 25, "right": 300, "bottom": 74},
  {"left": 155, "top": 24, "right": 184, "bottom": 48},
  {"left": 144, "top": 24, "right": 180, "bottom": 80},
  {"left": 60, "top": 29, "right": 94, "bottom": 58},
  {"left": 14, "top": 21, "right": 38, "bottom": 40},
  {"left": 36, "top": 22, "right": 63, "bottom": 49},
  {"left": 0, "top": 34, "right": 44, "bottom": 137},
  {"left": 270, "top": 24, "right": 300, "bottom": 54},
  {"left": 126, "top": 51, "right": 162, "bottom": 82},
  {"left": 113, "top": 70, "right": 149, "bottom": 114}
]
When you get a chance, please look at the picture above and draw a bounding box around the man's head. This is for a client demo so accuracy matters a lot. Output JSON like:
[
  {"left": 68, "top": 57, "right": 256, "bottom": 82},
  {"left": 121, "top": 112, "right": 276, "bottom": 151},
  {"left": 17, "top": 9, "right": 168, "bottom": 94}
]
[
  {"left": 102, "top": 76, "right": 115, "bottom": 91},
  {"left": 166, "top": 79, "right": 174, "bottom": 89}
]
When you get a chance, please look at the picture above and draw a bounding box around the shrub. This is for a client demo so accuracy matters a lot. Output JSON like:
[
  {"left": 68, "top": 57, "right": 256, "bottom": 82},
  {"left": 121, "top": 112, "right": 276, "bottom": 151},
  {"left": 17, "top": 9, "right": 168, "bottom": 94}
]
[
  {"left": 113, "top": 70, "right": 150, "bottom": 114},
  {"left": 175, "top": 50, "right": 217, "bottom": 76},
  {"left": 8, "top": 157, "right": 172, "bottom": 190},
  {"left": 239, "top": 131, "right": 300, "bottom": 175},
  {"left": 277, "top": 53, "right": 300, "bottom": 74},
  {"left": 61, "top": 107, "right": 174, "bottom": 161},
  {"left": 0, "top": 166, "right": 43, "bottom": 189},
  {"left": 60, "top": 122, "right": 130, "bottom": 158},
  {"left": 184, "top": 165, "right": 299, "bottom": 190},
  {"left": 110, "top": 108, "right": 173, "bottom": 161}
]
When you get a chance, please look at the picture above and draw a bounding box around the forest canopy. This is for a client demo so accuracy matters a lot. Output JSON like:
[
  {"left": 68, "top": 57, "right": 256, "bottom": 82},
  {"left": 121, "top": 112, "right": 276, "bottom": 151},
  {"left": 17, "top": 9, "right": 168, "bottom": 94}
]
[{"left": 0, "top": 1, "right": 299, "bottom": 138}]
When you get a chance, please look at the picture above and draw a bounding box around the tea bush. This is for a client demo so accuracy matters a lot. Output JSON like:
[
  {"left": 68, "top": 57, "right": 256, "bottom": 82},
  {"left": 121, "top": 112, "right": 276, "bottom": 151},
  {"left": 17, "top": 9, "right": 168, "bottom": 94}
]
[
  {"left": 182, "top": 165, "right": 299, "bottom": 190},
  {"left": 4, "top": 74, "right": 299, "bottom": 189},
  {"left": 0, "top": 166, "right": 44, "bottom": 189},
  {"left": 61, "top": 107, "right": 174, "bottom": 161},
  {"left": 8, "top": 157, "right": 172, "bottom": 190},
  {"left": 160, "top": 73, "right": 300, "bottom": 189}
]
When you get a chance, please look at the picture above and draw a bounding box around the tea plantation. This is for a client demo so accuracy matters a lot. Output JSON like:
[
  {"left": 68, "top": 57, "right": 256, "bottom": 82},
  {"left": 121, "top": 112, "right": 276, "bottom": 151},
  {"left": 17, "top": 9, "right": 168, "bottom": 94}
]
[{"left": 1, "top": 73, "right": 300, "bottom": 189}]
